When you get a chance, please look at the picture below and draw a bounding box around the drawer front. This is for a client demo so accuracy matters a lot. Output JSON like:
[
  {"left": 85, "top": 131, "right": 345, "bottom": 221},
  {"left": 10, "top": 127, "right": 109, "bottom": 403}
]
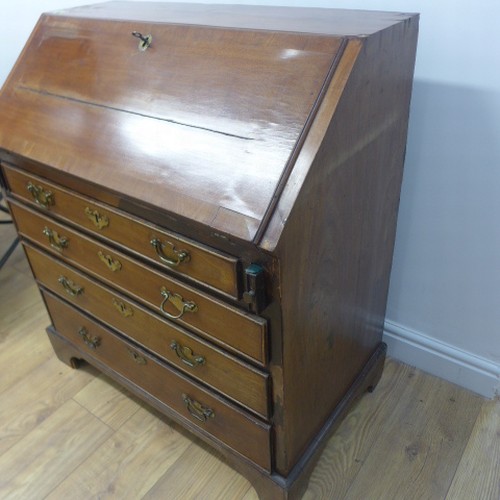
[
  {"left": 2, "top": 164, "right": 239, "bottom": 298},
  {"left": 42, "top": 290, "right": 272, "bottom": 471},
  {"left": 25, "top": 244, "right": 269, "bottom": 418},
  {"left": 10, "top": 200, "right": 267, "bottom": 365}
]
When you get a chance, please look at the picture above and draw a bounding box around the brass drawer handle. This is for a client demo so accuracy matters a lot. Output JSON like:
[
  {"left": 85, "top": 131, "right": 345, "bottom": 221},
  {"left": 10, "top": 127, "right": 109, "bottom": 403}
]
[
  {"left": 26, "top": 181, "right": 54, "bottom": 209},
  {"left": 150, "top": 238, "right": 189, "bottom": 267},
  {"left": 128, "top": 348, "right": 146, "bottom": 365},
  {"left": 58, "top": 276, "right": 84, "bottom": 297},
  {"left": 182, "top": 394, "right": 214, "bottom": 423},
  {"left": 78, "top": 327, "right": 100, "bottom": 349},
  {"left": 170, "top": 340, "right": 205, "bottom": 368},
  {"left": 84, "top": 207, "right": 109, "bottom": 229},
  {"left": 112, "top": 298, "right": 133, "bottom": 317},
  {"left": 98, "top": 251, "right": 122, "bottom": 272},
  {"left": 160, "top": 287, "right": 197, "bottom": 320},
  {"left": 42, "top": 227, "right": 69, "bottom": 251}
]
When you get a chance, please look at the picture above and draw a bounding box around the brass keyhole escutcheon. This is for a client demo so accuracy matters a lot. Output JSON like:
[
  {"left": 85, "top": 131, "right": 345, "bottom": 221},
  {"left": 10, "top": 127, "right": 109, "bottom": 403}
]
[
  {"left": 128, "top": 348, "right": 146, "bottom": 365},
  {"left": 112, "top": 298, "right": 134, "bottom": 317},
  {"left": 98, "top": 251, "right": 122, "bottom": 272},
  {"left": 84, "top": 207, "right": 109, "bottom": 229},
  {"left": 111, "top": 298, "right": 134, "bottom": 318}
]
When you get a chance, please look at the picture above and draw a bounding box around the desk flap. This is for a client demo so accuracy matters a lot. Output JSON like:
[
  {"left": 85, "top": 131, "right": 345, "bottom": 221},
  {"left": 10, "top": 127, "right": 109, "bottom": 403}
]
[{"left": 0, "top": 7, "right": 345, "bottom": 242}]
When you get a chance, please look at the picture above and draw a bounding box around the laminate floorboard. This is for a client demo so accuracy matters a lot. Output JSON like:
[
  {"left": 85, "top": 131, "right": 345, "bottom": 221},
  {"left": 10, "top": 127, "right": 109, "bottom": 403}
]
[
  {"left": 445, "top": 399, "right": 500, "bottom": 500},
  {"left": 0, "top": 223, "right": 499, "bottom": 499}
]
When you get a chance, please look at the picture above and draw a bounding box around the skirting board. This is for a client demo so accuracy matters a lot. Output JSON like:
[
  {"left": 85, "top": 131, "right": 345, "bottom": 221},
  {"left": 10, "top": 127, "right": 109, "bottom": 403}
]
[{"left": 383, "top": 320, "right": 500, "bottom": 399}]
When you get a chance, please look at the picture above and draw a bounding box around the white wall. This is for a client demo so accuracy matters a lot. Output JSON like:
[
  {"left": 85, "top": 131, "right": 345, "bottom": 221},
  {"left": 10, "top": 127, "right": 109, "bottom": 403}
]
[{"left": 2, "top": 0, "right": 499, "bottom": 397}]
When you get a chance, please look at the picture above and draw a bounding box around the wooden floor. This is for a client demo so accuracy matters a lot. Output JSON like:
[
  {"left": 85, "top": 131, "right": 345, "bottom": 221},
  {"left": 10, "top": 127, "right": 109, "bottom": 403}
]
[{"left": 1, "top": 216, "right": 499, "bottom": 500}]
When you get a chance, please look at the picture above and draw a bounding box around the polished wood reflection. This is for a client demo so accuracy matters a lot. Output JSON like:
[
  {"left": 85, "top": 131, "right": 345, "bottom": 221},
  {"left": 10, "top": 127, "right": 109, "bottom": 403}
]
[{"left": 0, "top": 13, "right": 345, "bottom": 241}]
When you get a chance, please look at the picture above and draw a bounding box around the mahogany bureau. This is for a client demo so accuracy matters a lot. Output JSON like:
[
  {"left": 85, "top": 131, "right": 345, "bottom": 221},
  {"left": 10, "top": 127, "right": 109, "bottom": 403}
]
[{"left": 0, "top": 3, "right": 418, "bottom": 498}]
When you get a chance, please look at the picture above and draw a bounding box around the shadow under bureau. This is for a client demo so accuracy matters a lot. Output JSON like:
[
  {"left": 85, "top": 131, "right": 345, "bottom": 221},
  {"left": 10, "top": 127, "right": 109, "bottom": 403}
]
[{"left": 0, "top": 3, "right": 418, "bottom": 498}]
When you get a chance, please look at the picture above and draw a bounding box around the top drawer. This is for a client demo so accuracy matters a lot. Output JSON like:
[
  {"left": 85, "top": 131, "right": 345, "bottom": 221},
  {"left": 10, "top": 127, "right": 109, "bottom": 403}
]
[{"left": 2, "top": 164, "right": 240, "bottom": 298}]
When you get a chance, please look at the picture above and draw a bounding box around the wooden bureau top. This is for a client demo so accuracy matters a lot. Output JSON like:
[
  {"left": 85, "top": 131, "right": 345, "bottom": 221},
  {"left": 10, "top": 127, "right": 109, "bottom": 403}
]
[
  {"left": 0, "top": 2, "right": 417, "bottom": 246},
  {"left": 50, "top": 2, "right": 413, "bottom": 36}
]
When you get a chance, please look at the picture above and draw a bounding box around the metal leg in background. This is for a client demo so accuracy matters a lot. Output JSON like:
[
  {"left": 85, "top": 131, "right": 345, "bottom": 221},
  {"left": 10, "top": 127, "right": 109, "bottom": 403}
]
[
  {"left": 0, "top": 236, "right": 20, "bottom": 270},
  {"left": 0, "top": 192, "right": 20, "bottom": 269}
]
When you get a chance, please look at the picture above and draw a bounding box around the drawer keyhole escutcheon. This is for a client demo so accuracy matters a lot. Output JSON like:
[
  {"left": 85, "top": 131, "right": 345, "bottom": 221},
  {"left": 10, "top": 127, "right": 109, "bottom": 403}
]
[
  {"left": 170, "top": 340, "right": 205, "bottom": 368},
  {"left": 128, "top": 348, "right": 147, "bottom": 365},
  {"left": 84, "top": 207, "right": 109, "bottom": 229},
  {"left": 182, "top": 394, "right": 215, "bottom": 422},
  {"left": 160, "top": 287, "right": 198, "bottom": 320},
  {"left": 98, "top": 251, "right": 122, "bottom": 272},
  {"left": 27, "top": 181, "right": 54, "bottom": 209},
  {"left": 112, "top": 298, "right": 134, "bottom": 317},
  {"left": 78, "top": 327, "right": 100, "bottom": 349},
  {"left": 43, "top": 227, "right": 69, "bottom": 251},
  {"left": 150, "top": 237, "right": 190, "bottom": 267},
  {"left": 58, "top": 276, "right": 83, "bottom": 297}
]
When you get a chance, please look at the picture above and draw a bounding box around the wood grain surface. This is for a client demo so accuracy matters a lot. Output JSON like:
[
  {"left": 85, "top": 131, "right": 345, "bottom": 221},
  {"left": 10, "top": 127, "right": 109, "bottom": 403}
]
[
  {"left": 0, "top": 9, "right": 345, "bottom": 241},
  {"left": 25, "top": 244, "right": 270, "bottom": 417},
  {"left": 42, "top": 290, "right": 272, "bottom": 471},
  {"left": 9, "top": 200, "right": 267, "bottom": 356},
  {"left": 3, "top": 163, "right": 241, "bottom": 298},
  {"left": 271, "top": 16, "right": 419, "bottom": 474}
]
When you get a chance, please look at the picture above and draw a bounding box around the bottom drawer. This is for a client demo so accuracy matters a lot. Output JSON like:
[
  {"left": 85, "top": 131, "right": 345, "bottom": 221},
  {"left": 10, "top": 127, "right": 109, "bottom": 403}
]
[{"left": 41, "top": 290, "right": 272, "bottom": 472}]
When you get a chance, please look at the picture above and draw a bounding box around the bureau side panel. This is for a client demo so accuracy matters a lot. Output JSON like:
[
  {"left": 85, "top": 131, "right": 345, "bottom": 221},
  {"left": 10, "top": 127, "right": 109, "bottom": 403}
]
[{"left": 272, "top": 17, "right": 419, "bottom": 474}]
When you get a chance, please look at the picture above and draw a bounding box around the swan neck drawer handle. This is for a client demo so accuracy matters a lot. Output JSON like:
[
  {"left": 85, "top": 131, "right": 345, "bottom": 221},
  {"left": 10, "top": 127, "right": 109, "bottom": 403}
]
[
  {"left": 150, "top": 237, "right": 190, "bottom": 267},
  {"left": 182, "top": 394, "right": 214, "bottom": 423},
  {"left": 27, "top": 182, "right": 54, "bottom": 209},
  {"left": 58, "top": 276, "right": 83, "bottom": 297},
  {"left": 160, "top": 287, "right": 197, "bottom": 320},
  {"left": 43, "top": 227, "right": 69, "bottom": 251},
  {"left": 170, "top": 340, "right": 205, "bottom": 368},
  {"left": 78, "top": 327, "right": 100, "bottom": 349}
]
